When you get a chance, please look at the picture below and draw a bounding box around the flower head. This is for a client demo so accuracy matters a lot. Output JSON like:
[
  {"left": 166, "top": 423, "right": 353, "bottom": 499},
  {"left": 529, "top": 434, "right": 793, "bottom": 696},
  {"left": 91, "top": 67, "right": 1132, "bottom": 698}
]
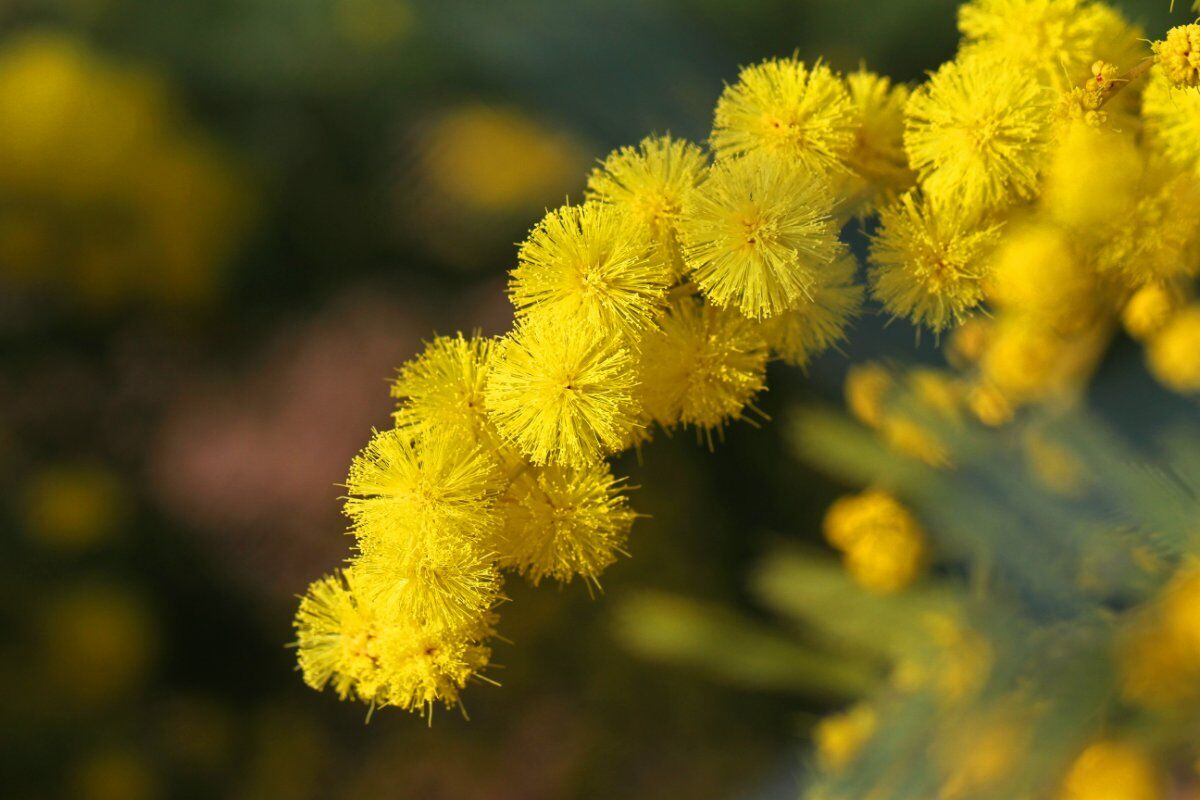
[
  {"left": 1060, "top": 741, "right": 1163, "bottom": 800},
  {"left": 1152, "top": 24, "right": 1200, "bottom": 88},
  {"left": 679, "top": 152, "right": 841, "bottom": 320},
  {"left": 485, "top": 318, "right": 638, "bottom": 466},
  {"left": 1147, "top": 305, "right": 1200, "bottom": 394},
  {"left": 957, "top": 0, "right": 1130, "bottom": 88},
  {"left": 496, "top": 462, "right": 637, "bottom": 586},
  {"left": 637, "top": 295, "right": 768, "bottom": 434},
  {"left": 1143, "top": 73, "right": 1200, "bottom": 176},
  {"left": 586, "top": 135, "right": 708, "bottom": 277},
  {"left": 711, "top": 57, "right": 856, "bottom": 174},
  {"left": 510, "top": 202, "right": 669, "bottom": 340},
  {"left": 905, "top": 53, "right": 1053, "bottom": 217},
  {"left": 345, "top": 427, "right": 504, "bottom": 551},
  {"left": 837, "top": 68, "right": 915, "bottom": 216},
  {"left": 823, "top": 489, "right": 926, "bottom": 594},
  {"left": 391, "top": 333, "right": 496, "bottom": 442},
  {"left": 868, "top": 192, "right": 1003, "bottom": 333},
  {"left": 761, "top": 253, "right": 862, "bottom": 367}
]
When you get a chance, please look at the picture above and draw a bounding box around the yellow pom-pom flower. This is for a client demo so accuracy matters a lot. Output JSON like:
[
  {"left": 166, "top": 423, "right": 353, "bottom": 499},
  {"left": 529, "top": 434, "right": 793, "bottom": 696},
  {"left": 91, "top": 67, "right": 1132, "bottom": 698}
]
[
  {"left": 868, "top": 192, "right": 1003, "bottom": 333},
  {"left": 1147, "top": 304, "right": 1200, "bottom": 394},
  {"left": 957, "top": 0, "right": 1128, "bottom": 88},
  {"left": 838, "top": 68, "right": 915, "bottom": 216},
  {"left": 496, "top": 462, "right": 637, "bottom": 586},
  {"left": 509, "top": 202, "right": 670, "bottom": 341},
  {"left": 1121, "top": 282, "right": 1186, "bottom": 342},
  {"left": 1059, "top": 741, "right": 1163, "bottom": 800},
  {"left": 391, "top": 333, "right": 497, "bottom": 443},
  {"left": 586, "top": 135, "right": 708, "bottom": 277},
  {"left": 294, "top": 570, "right": 498, "bottom": 715},
  {"left": 711, "top": 57, "right": 855, "bottom": 174},
  {"left": 1143, "top": 72, "right": 1200, "bottom": 176},
  {"left": 1096, "top": 168, "right": 1200, "bottom": 286},
  {"left": 679, "top": 152, "right": 842, "bottom": 320},
  {"left": 814, "top": 703, "right": 877, "bottom": 774},
  {"left": 905, "top": 53, "right": 1053, "bottom": 217},
  {"left": 987, "top": 224, "right": 1096, "bottom": 331},
  {"left": 485, "top": 318, "right": 639, "bottom": 466},
  {"left": 295, "top": 571, "right": 385, "bottom": 703},
  {"left": 637, "top": 295, "right": 768, "bottom": 434},
  {"left": 1040, "top": 123, "right": 1141, "bottom": 232},
  {"left": 761, "top": 254, "right": 862, "bottom": 367},
  {"left": 345, "top": 427, "right": 504, "bottom": 550},
  {"left": 1152, "top": 24, "right": 1200, "bottom": 88},
  {"left": 822, "top": 489, "right": 926, "bottom": 594}
]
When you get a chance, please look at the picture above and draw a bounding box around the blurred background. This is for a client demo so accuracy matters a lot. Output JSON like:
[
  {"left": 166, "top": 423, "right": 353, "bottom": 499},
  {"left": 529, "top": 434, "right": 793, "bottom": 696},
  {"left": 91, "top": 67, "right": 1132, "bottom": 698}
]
[{"left": 0, "top": 1, "right": 1183, "bottom": 798}]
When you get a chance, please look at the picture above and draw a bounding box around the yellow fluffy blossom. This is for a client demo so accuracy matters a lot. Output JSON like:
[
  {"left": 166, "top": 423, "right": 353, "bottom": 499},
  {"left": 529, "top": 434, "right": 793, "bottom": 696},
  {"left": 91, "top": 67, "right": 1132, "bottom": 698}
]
[
  {"left": 485, "top": 319, "right": 639, "bottom": 466},
  {"left": 294, "top": 570, "right": 495, "bottom": 714},
  {"left": 391, "top": 333, "right": 497, "bottom": 443},
  {"left": 295, "top": 570, "right": 387, "bottom": 703},
  {"left": 637, "top": 295, "right": 769, "bottom": 434},
  {"left": 509, "top": 202, "right": 670, "bottom": 340},
  {"left": 845, "top": 362, "right": 893, "bottom": 429},
  {"left": 586, "top": 135, "right": 708, "bottom": 277},
  {"left": 1096, "top": 168, "right": 1200, "bottom": 286},
  {"left": 679, "top": 152, "right": 842, "bottom": 320},
  {"left": 987, "top": 224, "right": 1096, "bottom": 331},
  {"left": 761, "top": 254, "right": 863, "bottom": 367},
  {"left": 1143, "top": 73, "right": 1200, "bottom": 176},
  {"left": 814, "top": 703, "right": 877, "bottom": 773},
  {"left": 1059, "top": 741, "right": 1164, "bottom": 800},
  {"left": 1121, "top": 282, "right": 1186, "bottom": 342},
  {"left": 496, "top": 462, "right": 636, "bottom": 586},
  {"left": 345, "top": 427, "right": 504, "bottom": 550},
  {"left": 837, "top": 68, "right": 915, "bottom": 216},
  {"left": 823, "top": 489, "right": 926, "bottom": 594},
  {"left": 1162, "top": 565, "right": 1200, "bottom": 660},
  {"left": 1153, "top": 24, "right": 1200, "bottom": 88},
  {"left": 957, "top": 0, "right": 1128, "bottom": 88},
  {"left": 1041, "top": 123, "right": 1142, "bottom": 232},
  {"left": 905, "top": 53, "right": 1053, "bottom": 217},
  {"left": 868, "top": 192, "right": 1002, "bottom": 332},
  {"left": 1142, "top": 304, "right": 1200, "bottom": 395},
  {"left": 711, "top": 57, "right": 855, "bottom": 174}
]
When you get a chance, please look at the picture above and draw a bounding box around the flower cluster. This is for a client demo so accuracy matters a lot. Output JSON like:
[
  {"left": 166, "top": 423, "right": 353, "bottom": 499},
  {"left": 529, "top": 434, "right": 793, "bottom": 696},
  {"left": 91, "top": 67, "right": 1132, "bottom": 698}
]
[{"left": 295, "top": 0, "right": 1200, "bottom": 715}]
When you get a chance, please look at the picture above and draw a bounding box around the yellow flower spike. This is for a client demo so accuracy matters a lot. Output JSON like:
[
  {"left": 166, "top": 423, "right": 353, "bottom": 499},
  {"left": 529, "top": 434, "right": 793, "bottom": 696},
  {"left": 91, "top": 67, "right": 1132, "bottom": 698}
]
[
  {"left": 868, "top": 192, "right": 1002, "bottom": 333},
  {"left": 1121, "top": 282, "right": 1186, "bottom": 342},
  {"left": 844, "top": 362, "right": 892, "bottom": 429},
  {"left": 957, "top": 0, "right": 1128, "bottom": 89},
  {"left": 761, "top": 253, "right": 862, "bottom": 368},
  {"left": 711, "top": 57, "right": 856, "bottom": 174},
  {"left": 496, "top": 462, "right": 637, "bottom": 586},
  {"left": 1060, "top": 741, "right": 1164, "bottom": 800},
  {"left": 822, "top": 489, "right": 926, "bottom": 594},
  {"left": 391, "top": 333, "right": 497, "bottom": 442},
  {"left": 814, "top": 703, "right": 877, "bottom": 774},
  {"left": 1143, "top": 72, "right": 1200, "bottom": 176},
  {"left": 485, "top": 318, "right": 639, "bottom": 466},
  {"left": 586, "top": 135, "right": 708, "bottom": 278},
  {"left": 1147, "top": 305, "right": 1200, "bottom": 394},
  {"left": 345, "top": 427, "right": 505, "bottom": 551},
  {"left": 509, "top": 202, "right": 671, "bottom": 341},
  {"left": 905, "top": 52, "right": 1053, "bottom": 218},
  {"left": 637, "top": 295, "right": 769, "bottom": 435},
  {"left": 1153, "top": 24, "right": 1200, "bottom": 88},
  {"left": 836, "top": 68, "right": 915, "bottom": 217},
  {"left": 679, "top": 152, "right": 842, "bottom": 320}
]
